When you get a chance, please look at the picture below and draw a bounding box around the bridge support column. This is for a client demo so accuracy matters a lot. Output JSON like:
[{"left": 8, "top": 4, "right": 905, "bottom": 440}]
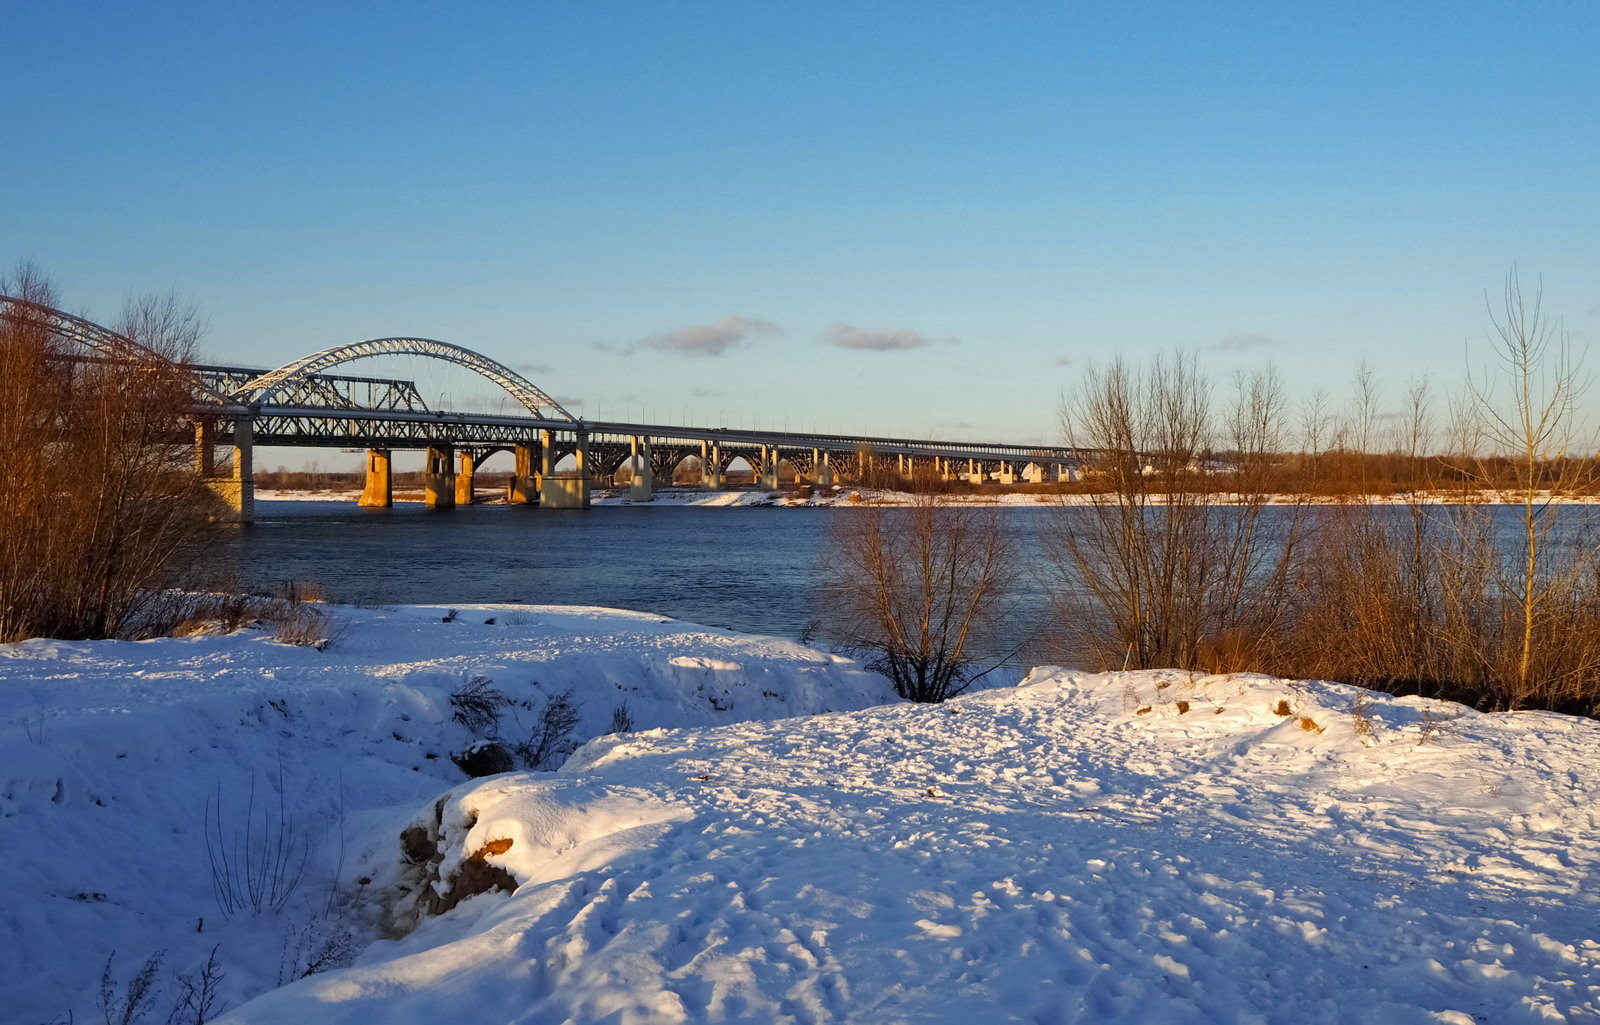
[
  {"left": 203, "top": 416, "right": 254, "bottom": 523},
  {"left": 456, "top": 450, "right": 477, "bottom": 505},
  {"left": 425, "top": 444, "right": 456, "bottom": 508},
  {"left": 998, "top": 461, "right": 1015, "bottom": 486},
  {"left": 817, "top": 451, "right": 834, "bottom": 488},
  {"left": 510, "top": 444, "right": 537, "bottom": 504},
  {"left": 760, "top": 445, "right": 781, "bottom": 490},
  {"left": 359, "top": 449, "right": 392, "bottom": 507},
  {"left": 1025, "top": 463, "right": 1044, "bottom": 484},
  {"left": 194, "top": 420, "right": 215, "bottom": 477},
  {"left": 629, "top": 436, "right": 654, "bottom": 502},
  {"left": 540, "top": 429, "right": 591, "bottom": 509},
  {"left": 701, "top": 440, "right": 722, "bottom": 490}
]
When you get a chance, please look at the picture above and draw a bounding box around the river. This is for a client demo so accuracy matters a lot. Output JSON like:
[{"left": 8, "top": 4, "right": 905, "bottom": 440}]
[{"left": 209, "top": 500, "right": 1060, "bottom": 646}]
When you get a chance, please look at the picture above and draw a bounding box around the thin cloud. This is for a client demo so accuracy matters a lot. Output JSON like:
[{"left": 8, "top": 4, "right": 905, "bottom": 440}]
[
  {"left": 1053, "top": 355, "right": 1073, "bottom": 367},
  {"left": 822, "top": 322, "right": 929, "bottom": 351},
  {"left": 1213, "top": 332, "right": 1277, "bottom": 352},
  {"left": 640, "top": 315, "right": 779, "bottom": 357},
  {"left": 691, "top": 387, "right": 725, "bottom": 398},
  {"left": 513, "top": 361, "right": 552, "bottom": 376}
]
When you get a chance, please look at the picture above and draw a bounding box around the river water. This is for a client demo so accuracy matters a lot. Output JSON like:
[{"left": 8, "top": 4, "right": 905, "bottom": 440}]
[
  {"left": 207, "top": 498, "right": 1589, "bottom": 673},
  {"left": 209, "top": 500, "right": 1060, "bottom": 646}
]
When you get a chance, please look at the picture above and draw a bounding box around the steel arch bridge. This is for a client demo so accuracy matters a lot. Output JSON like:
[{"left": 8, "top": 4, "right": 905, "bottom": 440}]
[
  {"left": 1, "top": 296, "right": 1087, "bottom": 521},
  {"left": 235, "top": 337, "right": 577, "bottom": 422}
]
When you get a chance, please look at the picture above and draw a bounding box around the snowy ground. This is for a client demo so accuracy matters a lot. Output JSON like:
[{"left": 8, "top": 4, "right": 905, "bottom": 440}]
[
  {"left": 0, "top": 604, "right": 893, "bottom": 1023},
  {"left": 4, "top": 607, "right": 1598, "bottom": 1023}
]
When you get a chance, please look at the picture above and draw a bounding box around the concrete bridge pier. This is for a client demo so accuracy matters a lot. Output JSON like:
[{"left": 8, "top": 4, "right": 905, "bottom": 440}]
[
  {"left": 759, "top": 444, "right": 782, "bottom": 490},
  {"left": 1025, "top": 462, "right": 1044, "bottom": 484},
  {"left": 424, "top": 444, "right": 456, "bottom": 508},
  {"left": 968, "top": 458, "right": 981, "bottom": 484},
  {"left": 541, "top": 429, "right": 591, "bottom": 509},
  {"left": 509, "top": 444, "right": 537, "bottom": 504},
  {"left": 998, "top": 460, "right": 1016, "bottom": 486},
  {"left": 455, "top": 450, "right": 477, "bottom": 505},
  {"left": 194, "top": 419, "right": 215, "bottom": 477},
  {"left": 630, "top": 435, "right": 654, "bottom": 502},
  {"left": 700, "top": 440, "right": 723, "bottom": 490},
  {"left": 816, "top": 450, "right": 834, "bottom": 488},
  {"left": 359, "top": 449, "right": 392, "bottom": 507},
  {"left": 199, "top": 416, "right": 254, "bottom": 522}
]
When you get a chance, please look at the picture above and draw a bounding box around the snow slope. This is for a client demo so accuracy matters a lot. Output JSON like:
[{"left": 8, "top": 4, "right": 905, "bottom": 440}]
[
  {"left": 5, "top": 607, "right": 1598, "bottom": 1023},
  {"left": 224, "top": 668, "right": 1600, "bottom": 1024},
  {"left": 0, "top": 603, "right": 895, "bottom": 1023}
]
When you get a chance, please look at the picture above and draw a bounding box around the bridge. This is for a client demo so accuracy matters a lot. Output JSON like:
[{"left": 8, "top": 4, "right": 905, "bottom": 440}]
[{"left": 2, "top": 297, "right": 1083, "bottom": 522}]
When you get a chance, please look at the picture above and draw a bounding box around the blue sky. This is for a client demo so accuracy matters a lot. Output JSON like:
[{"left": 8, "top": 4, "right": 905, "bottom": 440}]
[{"left": 5, "top": 1, "right": 1597, "bottom": 458}]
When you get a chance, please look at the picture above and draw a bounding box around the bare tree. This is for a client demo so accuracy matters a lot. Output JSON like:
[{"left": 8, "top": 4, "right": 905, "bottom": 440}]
[
  {"left": 1049, "top": 351, "right": 1309, "bottom": 672},
  {"left": 0, "top": 265, "right": 214, "bottom": 642},
  {"left": 819, "top": 497, "right": 1013, "bottom": 702},
  {"left": 1456, "top": 269, "right": 1600, "bottom": 707}
]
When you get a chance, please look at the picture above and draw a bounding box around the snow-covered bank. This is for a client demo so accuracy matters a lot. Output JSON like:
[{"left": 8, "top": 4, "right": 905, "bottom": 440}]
[
  {"left": 5, "top": 608, "right": 1599, "bottom": 1023},
  {"left": 258, "top": 485, "right": 1600, "bottom": 510},
  {"left": 0, "top": 604, "right": 894, "bottom": 1023},
  {"left": 225, "top": 670, "right": 1600, "bottom": 1024}
]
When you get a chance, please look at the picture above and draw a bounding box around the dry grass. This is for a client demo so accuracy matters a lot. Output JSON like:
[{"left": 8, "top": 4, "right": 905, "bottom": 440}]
[{"left": 267, "top": 603, "right": 343, "bottom": 650}]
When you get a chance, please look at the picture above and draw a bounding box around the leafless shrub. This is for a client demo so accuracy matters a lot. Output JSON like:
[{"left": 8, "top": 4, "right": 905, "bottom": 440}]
[
  {"left": 517, "top": 688, "right": 581, "bottom": 768},
  {"left": 1350, "top": 690, "right": 1375, "bottom": 740},
  {"left": 608, "top": 701, "right": 634, "bottom": 734},
  {"left": 1417, "top": 707, "right": 1444, "bottom": 744},
  {"left": 274, "top": 580, "right": 326, "bottom": 605},
  {"left": 450, "top": 675, "right": 507, "bottom": 737},
  {"left": 22, "top": 713, "right": 49, "bottom": 745},
  {"left": 99, "top": 950, "right": 162, "bottom": 1025},
  {"left": 1284, "top": 272, "right": 1600, "bottom": 714},
  {"left": 268, "top": 605, "right": 341, "bottom": 650},
  {"left": 279, "top": 916, "right": 360, "bottom": 984},
  {"left": 166, "top": 947, "right": 225, "bottom": 1025},
  {"left": 204, "top": 769, "right": 310, "bottom": 917},
  {"left": 0, "top": 266, "right": 216, "bottom": 643},
  {"left": 818, "top": 496, "right": 1015, "bottom": 702},
  {"left": 1048, "top": 352, "right": 1311, "bottom": 672}
]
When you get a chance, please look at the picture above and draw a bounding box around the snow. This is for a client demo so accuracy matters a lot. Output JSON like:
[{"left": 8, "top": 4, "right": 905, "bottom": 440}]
[
  {"left": 258, "top": 485, "right": 1600, "bottom": 510},
  {"left": 0, "top": 603, "right": 893, "bottom": 1023},
  {"left": 4, "top": 609, "right": 1599, "bottom": 1022}
]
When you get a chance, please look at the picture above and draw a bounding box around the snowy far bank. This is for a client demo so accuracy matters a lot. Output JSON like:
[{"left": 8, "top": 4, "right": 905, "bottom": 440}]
[
  {"left": 256, "top": 486, "right": 1600, "bottom": 509},
  {"left": 3, "top": 605, "right": 1598, "bottom": 1022}
]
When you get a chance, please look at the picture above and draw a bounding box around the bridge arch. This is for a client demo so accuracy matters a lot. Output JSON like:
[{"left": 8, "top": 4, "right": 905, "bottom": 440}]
[
  {"left": 0, "top": 296, "right": 236, "bottom": 406},
  {"left": 235, "top": 337, "right": 577, "bottom": 422}
]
